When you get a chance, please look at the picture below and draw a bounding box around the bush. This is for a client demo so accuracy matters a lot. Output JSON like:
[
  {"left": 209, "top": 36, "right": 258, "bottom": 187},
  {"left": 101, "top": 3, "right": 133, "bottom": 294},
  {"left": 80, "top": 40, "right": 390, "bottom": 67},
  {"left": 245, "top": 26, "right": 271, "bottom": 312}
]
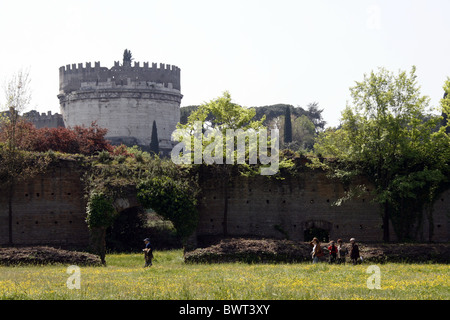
[
  {"left": 85, "top": 192, "right": 117, "bottom": 229},
  {"left": 0, "top": 120, "right": 113, "bottom": 155},
  {"left": 137, "top": 177, "right": 199, "bottom": 244},
  {"left": 97, "top": 150, "right": 112, "bottom": 164}
]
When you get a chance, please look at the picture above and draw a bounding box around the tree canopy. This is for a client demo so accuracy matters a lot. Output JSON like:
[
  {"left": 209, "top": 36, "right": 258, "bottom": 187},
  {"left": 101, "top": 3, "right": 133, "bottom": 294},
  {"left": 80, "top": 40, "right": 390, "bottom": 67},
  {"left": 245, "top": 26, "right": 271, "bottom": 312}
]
[
  {"left": 149, "top": 120, "right": 159, "bottom": 155},
  {"left": 180, "top": 101, "right": 325, "bottom": 154},
  {"left": 123, "top": 49, "right": 133, "bottom": 65},
  {"left": 314, "top": 66, "right": 450, "bottom": 241}
]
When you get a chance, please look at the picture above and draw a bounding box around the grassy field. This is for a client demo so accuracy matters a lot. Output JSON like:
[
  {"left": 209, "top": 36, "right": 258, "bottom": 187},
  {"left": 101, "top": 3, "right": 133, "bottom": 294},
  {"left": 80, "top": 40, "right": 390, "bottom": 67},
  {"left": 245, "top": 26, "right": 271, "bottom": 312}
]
[{"left": 0, "top": 249, "right": 448, "bottom": 300}]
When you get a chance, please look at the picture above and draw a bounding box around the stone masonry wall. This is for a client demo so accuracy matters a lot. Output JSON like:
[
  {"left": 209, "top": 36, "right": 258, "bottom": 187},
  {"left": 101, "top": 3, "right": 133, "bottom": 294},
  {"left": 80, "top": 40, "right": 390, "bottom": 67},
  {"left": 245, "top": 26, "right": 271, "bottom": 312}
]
[
  {"left": 0, "top": 160, "right": 89, "bottom": 247},
  {"left": 60, "top": 93, "right": 180, "bottom": 149},
  {"left": 23, "top": 110, "right": 65, "bottom": 129},
  {"left": 196, "top": 167, "right": 449, "bottom": 243},
  {"left": 1, "top": 161, "right": 448, "bottom": 248}
]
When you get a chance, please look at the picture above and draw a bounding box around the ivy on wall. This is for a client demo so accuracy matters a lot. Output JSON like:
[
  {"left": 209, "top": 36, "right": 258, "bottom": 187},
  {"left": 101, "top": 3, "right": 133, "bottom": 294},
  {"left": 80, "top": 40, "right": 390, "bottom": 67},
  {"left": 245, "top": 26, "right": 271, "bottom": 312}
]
[{"left": 137, "top": 176, "right": 198, "bottom": 245}]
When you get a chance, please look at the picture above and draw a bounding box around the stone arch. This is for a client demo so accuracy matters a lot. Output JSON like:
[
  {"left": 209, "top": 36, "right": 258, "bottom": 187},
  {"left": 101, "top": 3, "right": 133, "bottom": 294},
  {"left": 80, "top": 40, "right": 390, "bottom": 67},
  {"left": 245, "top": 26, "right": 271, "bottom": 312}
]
[
  {"left": 111, "top": 179, "right": 199, "bottom": 246},
  {"left": 109, "top": 196, "right": 150, "bottom": 251},
  {"left": 107, "top": 206, "right": 146, "bottom": 251},
  {"left": 302, "top": 219, "right": 332, "bottom": 242},
  {"left": 113, "top": 196, "right": 140, "bottom": 213},
  {"left": 110, "top": 196, "right": 179, "bottom": 251}
]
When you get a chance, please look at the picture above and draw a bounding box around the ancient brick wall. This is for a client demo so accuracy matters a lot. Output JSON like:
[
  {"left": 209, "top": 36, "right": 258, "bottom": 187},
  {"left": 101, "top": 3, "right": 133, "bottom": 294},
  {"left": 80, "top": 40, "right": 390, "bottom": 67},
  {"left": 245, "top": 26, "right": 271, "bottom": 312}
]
[
  {"left": 0, "top": 159, "right": 89, "bottom": 247},
  {"left": 196, "top": 167, "right": 449, "bottom": 243},
  {"left": 1, "top": 161, "right": 448, "bottom": 248},
  {"left": 431, "top": 188, "right": 450, "bottom": 242}
]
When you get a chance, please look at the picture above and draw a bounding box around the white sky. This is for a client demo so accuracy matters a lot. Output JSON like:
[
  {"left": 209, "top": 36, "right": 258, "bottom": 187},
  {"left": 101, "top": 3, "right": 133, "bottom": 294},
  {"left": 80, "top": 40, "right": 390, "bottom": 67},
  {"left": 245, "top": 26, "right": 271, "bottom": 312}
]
[{"left": 0, "top": 0, "right": 449, "bottom": 127}]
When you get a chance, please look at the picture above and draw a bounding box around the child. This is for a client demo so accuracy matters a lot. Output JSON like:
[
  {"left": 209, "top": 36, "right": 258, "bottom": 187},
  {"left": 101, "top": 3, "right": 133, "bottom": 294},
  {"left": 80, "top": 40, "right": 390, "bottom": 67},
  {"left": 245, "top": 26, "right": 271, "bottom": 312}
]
[
  {"left": 337, "top": 239, "right": 347, "bottom": 264},
  {"left": 349, "top": 237, "right": 361, "bottom": 265},
  {"left": 328, "top": 240, "right": 338, "bottom": 264}
]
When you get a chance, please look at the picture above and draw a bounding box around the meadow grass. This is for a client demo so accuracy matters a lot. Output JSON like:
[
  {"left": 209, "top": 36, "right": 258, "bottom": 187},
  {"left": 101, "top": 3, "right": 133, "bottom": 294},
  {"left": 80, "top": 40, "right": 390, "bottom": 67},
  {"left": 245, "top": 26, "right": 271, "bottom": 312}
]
[{"left": 0, "top": 250, "right": 448, "bottom": 300}]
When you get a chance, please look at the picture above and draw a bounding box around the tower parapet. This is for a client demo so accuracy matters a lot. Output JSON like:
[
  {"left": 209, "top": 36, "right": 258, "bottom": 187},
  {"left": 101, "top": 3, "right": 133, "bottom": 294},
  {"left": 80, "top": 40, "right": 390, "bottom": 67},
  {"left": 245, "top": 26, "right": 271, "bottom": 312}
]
[{"left": 59, "top": 60, "right": 181, "bottom": 94}]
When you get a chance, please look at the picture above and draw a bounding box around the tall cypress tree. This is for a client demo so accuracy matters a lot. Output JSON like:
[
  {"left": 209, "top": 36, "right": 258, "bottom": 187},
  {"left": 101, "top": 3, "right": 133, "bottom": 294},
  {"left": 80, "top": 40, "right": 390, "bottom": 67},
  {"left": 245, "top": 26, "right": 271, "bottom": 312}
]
[
  {"left": 442, "top": 92, "right": 450, "bottom": 134},
  {"left": 123, "top": 49, "right": 133, "bottom": 66},
  {"left": 284, "top": 106, "right": 293, "bottom": 144},
  {"left": 150, "top": 120, "right": 159, "bottom": 155}
]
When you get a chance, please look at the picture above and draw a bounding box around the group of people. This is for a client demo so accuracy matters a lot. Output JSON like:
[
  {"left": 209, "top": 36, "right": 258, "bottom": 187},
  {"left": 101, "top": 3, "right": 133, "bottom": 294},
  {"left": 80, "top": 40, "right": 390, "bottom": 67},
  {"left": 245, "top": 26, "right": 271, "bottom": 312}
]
[
  {"left": 141, "top": 236, "right": 362, "bottom": 267},
  {"left": 310, "top": 237, "right": 361, "bottom": 265}
]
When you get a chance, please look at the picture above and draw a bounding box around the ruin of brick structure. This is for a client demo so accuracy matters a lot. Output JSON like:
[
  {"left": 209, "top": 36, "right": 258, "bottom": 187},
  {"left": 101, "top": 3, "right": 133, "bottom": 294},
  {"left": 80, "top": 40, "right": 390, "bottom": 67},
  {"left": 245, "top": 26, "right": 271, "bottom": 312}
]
[
  {"left": 193, "top": 166, "right": 449, "bottom": 246},
  {"left": 0, "top": 159, "right": 448, "bottom": 247},
  {"left": 57, "top": 57, "right": 182, "bottom": 156},
  {"left": 22, "top": 110, "right": 65, "bottom": 129}
]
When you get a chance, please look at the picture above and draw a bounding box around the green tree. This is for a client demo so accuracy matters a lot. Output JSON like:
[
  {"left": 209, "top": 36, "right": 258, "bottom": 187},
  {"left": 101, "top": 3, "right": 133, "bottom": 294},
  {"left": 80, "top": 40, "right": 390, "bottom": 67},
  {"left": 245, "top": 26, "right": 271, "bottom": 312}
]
[
  {"left": 149, "top": 120, "right": 160, "bottom": 155},
  {"left": 176, "top": 91, "right": 267, "bottom": 167},
  {"left": 176, "top": 91, "right": 267, "bottom": 236},
  {"left": 181, "top": 91, "right": 265, "bottom": 132},
  {"left": 307, "top": 102, "right": 326, "bottom": 133},
  {"left": 284, "top": 106, "right": 292, "bottom": 144},
  {"left": 314, "top": 66, "right": 450, "bottom": 242},
  {"left": 292, "top": 115, "right": 316, "bottom": 151},
  {"left": 84, "top": 145, "right": 198, "bottom": 257},
  {"left": 442, "top": 79, "right": 450, "bottom": 134},
  {"left": 123, "top": 49, "right": 133, "bottom": 66},
  {"left": 85, "top": 192, "right": 117, "bottom": 265},
  {"left": 137, "top": 176, "right": 198, "bottom": 245}
]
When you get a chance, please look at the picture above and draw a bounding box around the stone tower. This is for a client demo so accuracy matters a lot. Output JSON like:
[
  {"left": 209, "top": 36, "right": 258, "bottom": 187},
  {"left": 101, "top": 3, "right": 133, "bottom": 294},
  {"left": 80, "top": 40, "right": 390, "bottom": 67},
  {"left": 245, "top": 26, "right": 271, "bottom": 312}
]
[{"left": 57, "top": 53, "right": 182, "bottom": 155}]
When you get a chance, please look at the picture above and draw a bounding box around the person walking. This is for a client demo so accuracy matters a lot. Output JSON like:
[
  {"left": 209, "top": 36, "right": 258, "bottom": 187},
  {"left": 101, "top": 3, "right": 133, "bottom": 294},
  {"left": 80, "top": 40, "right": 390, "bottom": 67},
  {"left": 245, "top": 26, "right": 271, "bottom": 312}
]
[
  {"left": 328, "top": 240, "right": 338, "bottom": 264},
  {"left": 309, "top": 237, "right": 323, "bottom": 264},
  {"left": 336, "top": 239, "right": 347, "bottom": 264},
  {"left": 349, "top": 237, "right": 361, "bottom": 265},
  {"left": 143, "top": 238, "right": 153, "bottom": 267}
]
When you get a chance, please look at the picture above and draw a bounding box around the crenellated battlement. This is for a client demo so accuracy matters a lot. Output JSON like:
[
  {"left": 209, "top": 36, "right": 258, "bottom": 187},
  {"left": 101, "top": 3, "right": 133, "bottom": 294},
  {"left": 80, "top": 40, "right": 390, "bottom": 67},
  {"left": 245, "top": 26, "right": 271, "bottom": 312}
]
[
  {"left": 59, "top": 60, "right": 181, "bottom": 93},
  {"left": 59, "top": 61, "right": 181, "bottom": 73},
  {"left": 22, "top": 110, "right": 65, "bottom": 129}
]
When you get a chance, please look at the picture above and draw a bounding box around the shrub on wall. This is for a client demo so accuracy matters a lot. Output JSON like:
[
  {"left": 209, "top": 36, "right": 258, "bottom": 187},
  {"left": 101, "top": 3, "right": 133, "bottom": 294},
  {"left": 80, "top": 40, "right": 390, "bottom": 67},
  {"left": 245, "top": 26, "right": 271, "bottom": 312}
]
[
  {"left": 86, "top": 192, "right": 117, "bottom": 228},
  {"left": 0, "top": 120, "right": 113, "bottom": 155},
  {"left": 85, "top": 192, "right": 117, "bottom": 265},
  {"left": 137, "top": 176, "right": 198, "bottom": 244}
]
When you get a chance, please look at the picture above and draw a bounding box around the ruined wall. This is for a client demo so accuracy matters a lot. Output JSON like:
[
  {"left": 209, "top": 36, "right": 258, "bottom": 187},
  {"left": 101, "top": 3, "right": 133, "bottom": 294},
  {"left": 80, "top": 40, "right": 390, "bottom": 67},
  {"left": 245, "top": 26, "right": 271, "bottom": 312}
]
[
  {"left": 1, "top": 161, "right": 448, "bottom": 248},
  {"left": 196, "top": 167, "right": 449, "bottom": 243},
  {"left": 23, "top": 110, "right": 65, "bottom": 129},
  {"left": 0, "top": 160, "right": 89, "bottom": 247},
  {"left": 431, "top": 188, "right": 450, "bottom": 242}
]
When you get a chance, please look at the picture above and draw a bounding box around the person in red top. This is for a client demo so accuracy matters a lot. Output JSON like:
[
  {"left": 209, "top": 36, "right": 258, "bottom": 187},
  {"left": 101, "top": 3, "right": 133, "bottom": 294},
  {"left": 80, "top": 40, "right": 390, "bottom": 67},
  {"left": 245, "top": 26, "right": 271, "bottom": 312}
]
[{"left": 328, "top": 240, "right": 338, "bottom": 264}]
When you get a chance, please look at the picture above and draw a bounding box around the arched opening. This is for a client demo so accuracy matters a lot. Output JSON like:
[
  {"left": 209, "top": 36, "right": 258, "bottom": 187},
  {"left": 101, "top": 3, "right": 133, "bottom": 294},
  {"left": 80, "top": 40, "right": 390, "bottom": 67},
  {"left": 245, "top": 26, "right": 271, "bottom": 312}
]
[
  {"left": 137, "top": 177, "right": 199, "bottom": 246},
  {"left": 304, "top": 227, "right": 329, "bottom": 243},
  {"left": 106, "top": 206, "right": 181, "bottom": 252},
  {"left": 302, "top": 219, "right": 332, "bottom": 242},
  {"left": 107, "top": 206, "right": 145, "bottom": 252}
]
